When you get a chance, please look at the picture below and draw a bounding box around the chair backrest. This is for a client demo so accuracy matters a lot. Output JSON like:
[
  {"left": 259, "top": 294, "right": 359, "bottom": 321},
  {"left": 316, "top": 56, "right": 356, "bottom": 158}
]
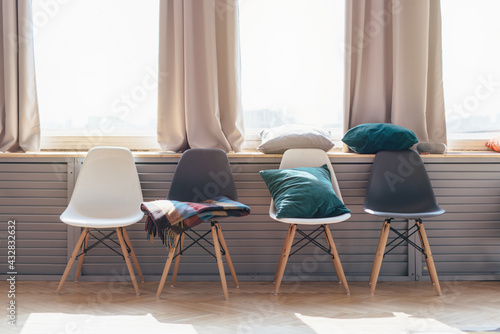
[
  {"left": 168, "top": 149, "right": 238, "bottom": 202},
  {"left": 279, "top": 148, "right": 344, "bottom": 202},
  {"left": 364, "top": 150, "right": 442, "bottom": 215},
  {"left": 65, "top": 147, "right": 143, "bottom": 219}
]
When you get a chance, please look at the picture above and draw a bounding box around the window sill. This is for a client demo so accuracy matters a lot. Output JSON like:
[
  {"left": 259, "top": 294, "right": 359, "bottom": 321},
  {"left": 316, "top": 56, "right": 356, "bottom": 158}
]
[
  {"left": 40, "top": 135, "right": 162, "bottom": 152},
  {"left": 2, "top": 150, "right": 500, "bottom": 159}
]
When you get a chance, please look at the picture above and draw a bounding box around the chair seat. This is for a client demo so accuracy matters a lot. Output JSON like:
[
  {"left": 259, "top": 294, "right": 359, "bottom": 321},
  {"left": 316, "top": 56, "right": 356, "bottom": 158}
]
[
  {"left": 60, "top": 209, "right": 144, "bottom": 228},
  {"left": 270, "top": 205, "right": 351, "bottom": 225},
  {"left": 364, "top": 208, "right": 445, "bottom": 220}
]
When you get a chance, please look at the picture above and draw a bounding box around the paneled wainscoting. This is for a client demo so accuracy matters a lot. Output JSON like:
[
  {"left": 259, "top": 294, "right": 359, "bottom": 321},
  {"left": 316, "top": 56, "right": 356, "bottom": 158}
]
[{"left": 1, "top": 153, "right": 500, "bottom": 283}]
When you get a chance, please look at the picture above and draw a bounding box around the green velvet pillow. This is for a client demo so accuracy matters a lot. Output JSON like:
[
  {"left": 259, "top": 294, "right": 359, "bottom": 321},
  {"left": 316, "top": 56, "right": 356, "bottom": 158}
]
[
  {"left": 259, "top": 164, "right": 350, "bottom": 218},
  {"left": 342, "top": 123, "right": 418, "bottom": 154}
]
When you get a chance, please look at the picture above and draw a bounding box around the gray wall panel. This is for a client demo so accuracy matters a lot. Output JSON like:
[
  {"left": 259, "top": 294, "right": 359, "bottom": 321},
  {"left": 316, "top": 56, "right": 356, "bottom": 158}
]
[
  {"left": 0, "top": 161, "right": 70, "bottom": 277},
  {"left": 420, "top": 160, "right": 500, "bottom": 279},
  {"left": 1, "top": 155, "right": 500, "bottom": 282}
]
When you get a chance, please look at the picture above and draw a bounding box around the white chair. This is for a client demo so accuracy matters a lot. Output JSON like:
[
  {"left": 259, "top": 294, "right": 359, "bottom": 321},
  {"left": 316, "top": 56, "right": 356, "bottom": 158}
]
[
  {"left": 269, "top": 149, "right": 351, "bottom": 295},
  {"left": 56, "top": 147, "right": 144, "bottom": 295}
]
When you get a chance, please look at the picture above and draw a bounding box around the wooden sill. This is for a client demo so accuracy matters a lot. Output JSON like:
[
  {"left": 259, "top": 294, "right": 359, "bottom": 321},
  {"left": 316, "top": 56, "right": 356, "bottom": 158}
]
[{"left": 2, "top": 150, "right": 500, "bottom": 159}]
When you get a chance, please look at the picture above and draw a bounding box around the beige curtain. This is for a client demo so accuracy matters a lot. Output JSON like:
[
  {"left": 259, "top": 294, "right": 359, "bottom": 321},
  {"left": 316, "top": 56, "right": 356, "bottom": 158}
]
[
  {"left": 344, "top": 0, "right": 446, "bottom": 145},
  {"left": 0, "top": 0, "right": 40, "bottom": 153},
  {"left": 157, "top": 0, "right": 244, "bottom": 152}
]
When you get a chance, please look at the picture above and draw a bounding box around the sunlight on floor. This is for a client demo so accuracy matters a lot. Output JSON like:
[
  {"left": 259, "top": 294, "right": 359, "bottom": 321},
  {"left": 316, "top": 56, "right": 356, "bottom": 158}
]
[
  {"left": 14, "top": 310, "right": 500, "bottom": 334},
  {"left": 295, "top": 312, "right": 464, "bottom": 334},
  {"left": 20, "top": 313, "right": 197, "bottom": 334}
]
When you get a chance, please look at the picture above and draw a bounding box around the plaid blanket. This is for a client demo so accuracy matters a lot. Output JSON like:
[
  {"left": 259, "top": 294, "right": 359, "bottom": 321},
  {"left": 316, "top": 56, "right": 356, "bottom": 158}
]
[{"left": 141, "top": 196, "right": 250, "bottom": 248}]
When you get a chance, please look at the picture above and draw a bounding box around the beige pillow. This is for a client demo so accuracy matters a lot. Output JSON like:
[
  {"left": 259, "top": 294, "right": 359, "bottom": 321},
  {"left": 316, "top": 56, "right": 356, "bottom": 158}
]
[{"left": 257, "top": 125, "right": 334, "bottom": 154}]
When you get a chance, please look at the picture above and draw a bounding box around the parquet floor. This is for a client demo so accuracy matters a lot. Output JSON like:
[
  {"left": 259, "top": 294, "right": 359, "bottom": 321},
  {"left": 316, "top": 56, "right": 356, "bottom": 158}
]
[{"left": 1, "top": 280, "right": 499, "bottom": 333}]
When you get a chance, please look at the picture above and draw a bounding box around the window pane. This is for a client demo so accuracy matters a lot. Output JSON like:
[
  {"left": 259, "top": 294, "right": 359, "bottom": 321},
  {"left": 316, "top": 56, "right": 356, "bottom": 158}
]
[
  {"left": 240, "top": 0, "right": 345, "bottom": 138},
  {"left": 442, "top": 0, "right": 500, "bottom": 139},
  {"left": 33, "top": 0, "right": 159, "bottom": 137}
]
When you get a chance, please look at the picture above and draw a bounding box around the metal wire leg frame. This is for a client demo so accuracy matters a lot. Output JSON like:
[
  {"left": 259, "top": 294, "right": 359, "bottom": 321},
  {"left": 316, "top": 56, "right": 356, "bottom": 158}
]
[
  {"left": 273, "top": 224, "right": 349, "bottom": 295},
  {"left": 156, "top": 220, "right": 238, "bottom": 300}
]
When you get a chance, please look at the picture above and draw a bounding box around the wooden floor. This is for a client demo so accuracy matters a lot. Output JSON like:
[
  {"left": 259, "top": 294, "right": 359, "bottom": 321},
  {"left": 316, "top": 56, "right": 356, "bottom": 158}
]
[{"left": 1, "top": 280, "right": 500, "bottom": 333}]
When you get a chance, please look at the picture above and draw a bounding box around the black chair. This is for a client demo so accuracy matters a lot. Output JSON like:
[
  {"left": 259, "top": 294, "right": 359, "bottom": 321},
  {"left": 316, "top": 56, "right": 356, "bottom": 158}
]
[
  {"left": 156, "top": 149, "right": 240, "bottom": 300},
  {"left": 364, "top": 150, "right": 444, "bottom": 295}
]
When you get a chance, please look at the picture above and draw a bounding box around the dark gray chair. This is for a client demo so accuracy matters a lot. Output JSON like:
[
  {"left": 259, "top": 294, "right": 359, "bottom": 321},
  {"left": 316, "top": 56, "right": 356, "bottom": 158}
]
[
  {"left": 364, "top": 150, "right": 444, "bottom": 295},
  {"left": 156, "top": 149, "right": 240, "bottom": 300}
]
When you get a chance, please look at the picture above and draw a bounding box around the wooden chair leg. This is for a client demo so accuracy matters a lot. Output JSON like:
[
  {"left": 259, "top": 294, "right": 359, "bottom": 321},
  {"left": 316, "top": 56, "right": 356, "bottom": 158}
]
[
  {"left": 369, "top": 220, "right": 388, "bottom": 286},
  {"left": 74, "top": 229, "right": 90, "bottom": 282},
  {"left": 416, "top": 220, "right": 442, "bottom": 296},
  {"left": 156, "top": 234, "right": 180, "bottom": 298},
  {"left": 369, "top": 219, "right": 391, "bottom": 295},
  {"left": 322, "top": 225, "right": 343, "bottom": 282},
  {"left": 56, "top": 228, "right": 89, "bottom": 294},
  {"left": 323, "top": 225, "right": 350, "bottom": 295},
  {"left": 116, "top": 227, "right": 140, "bottom": 296},
  {"left": 212, "top": 223, "right": 229, "bottom": 300},
  {"left": 121, "top": 227, "right": 144, "bottom": 283},
  {"left": 274, "top": 224, "right": 297, "bottom": 295},
  {"left": 215, "top": 222, "right": 239, "bottom": 288},
  {"left": 171, "top": 232, "right": 185, "bottom": 287},
  {"left": 274, "top": 224, "right": 293, "bottom": 283}
]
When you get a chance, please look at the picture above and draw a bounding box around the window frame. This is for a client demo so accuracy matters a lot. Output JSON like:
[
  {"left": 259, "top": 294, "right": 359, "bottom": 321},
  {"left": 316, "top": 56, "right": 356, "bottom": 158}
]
[
  {"left": 33, "top": 0, "right": 160, "bottom": 151},
  {"left": 40, "top": 136, "right": 161, "bottom": 152},
  {"left": 34, "top": 0, "right": 495, "bottom": 153}
]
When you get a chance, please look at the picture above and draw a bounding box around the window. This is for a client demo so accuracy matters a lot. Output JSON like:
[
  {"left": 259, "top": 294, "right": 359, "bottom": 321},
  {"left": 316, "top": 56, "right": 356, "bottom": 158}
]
[
  {"left": 239, "top": 0, "right": 345, "bottom": 147},
  {"left": 33, "top": 0, "right": 160, "bottom": 150},
  {"left": 442, "top": 0, "right": 500, "bottom": 147}
]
